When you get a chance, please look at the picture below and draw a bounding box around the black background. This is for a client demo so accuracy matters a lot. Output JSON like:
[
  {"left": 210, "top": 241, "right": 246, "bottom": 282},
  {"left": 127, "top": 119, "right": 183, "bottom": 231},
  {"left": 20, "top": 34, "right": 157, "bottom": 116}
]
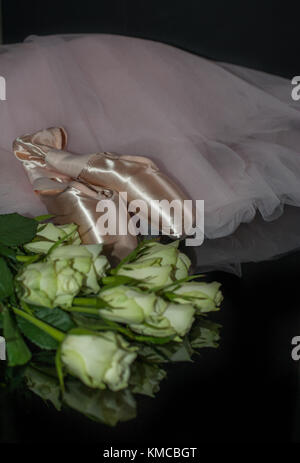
[
  {"left": 1, "top": 0, "right": 300, "bottom": 445},
  {"left": 2, "top": 0, "right": 300, "bottom": 77}
]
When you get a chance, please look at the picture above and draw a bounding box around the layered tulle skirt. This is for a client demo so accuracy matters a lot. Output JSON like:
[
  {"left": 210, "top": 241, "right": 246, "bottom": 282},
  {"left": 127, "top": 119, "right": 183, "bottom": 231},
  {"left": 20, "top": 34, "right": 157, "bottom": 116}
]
[{"left": 1, "top": 34, "right": 300, "bottom": 267}]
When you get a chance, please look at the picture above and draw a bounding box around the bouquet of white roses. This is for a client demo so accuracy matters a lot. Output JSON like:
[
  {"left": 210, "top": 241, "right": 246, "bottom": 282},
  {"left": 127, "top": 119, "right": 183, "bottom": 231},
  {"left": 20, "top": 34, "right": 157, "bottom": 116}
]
[{"left": 0, "top": 213, "right": 222, "bottom": 426}]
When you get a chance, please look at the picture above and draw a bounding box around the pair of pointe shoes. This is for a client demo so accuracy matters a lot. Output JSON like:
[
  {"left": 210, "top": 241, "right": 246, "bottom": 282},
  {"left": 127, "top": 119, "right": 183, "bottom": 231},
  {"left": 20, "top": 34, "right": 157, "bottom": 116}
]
[{"left": 14, "top": 127, "right": 193, "bottom": 260}]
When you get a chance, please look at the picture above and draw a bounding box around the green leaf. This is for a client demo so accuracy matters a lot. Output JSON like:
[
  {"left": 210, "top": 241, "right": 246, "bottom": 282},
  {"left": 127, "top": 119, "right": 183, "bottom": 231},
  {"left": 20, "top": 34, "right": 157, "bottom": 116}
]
[
  {"left": 32, "top": 351, "right": 56, "bottom": 366},
  {"left": 17, "top": 307, "right": 74, "bottom": 350},
  {"left": 25, "top": 366, "right": 62, "bottom": 410},
  {"left": 17, "top": 317, "right": 57, "bottom": 350},
  {"left": 190, "top": 318, "right": 221, "bottom": 349},
  {"left": 16, "top": 254, "right": 41, "bottom": 264},
  {"left": 0, "top": 258, "right": 14, "bottom": 301},
  {"left": 0, "top": 244, "right": 17, "bottom": 262},
  {"left": 136, "top": 345, "right": 168, "bottom": 363},
  {"left": 3, "top": 307, "right": 31, "bottom": 366},
  {"left": 36, "top": 307, "right": 75, "bottom": 332},
  {"left": 166, "top": 338, "right": 194, "bottom": 361},
  {"left": 4, "top": 365, "right": 27, "bottom": 391},
  {"left": 157, "top": 338, "right": 193, "bottom": 362},
  {"left": 138, "top": 338, "right": 193, "bottom": 363},
  {"left": 129, "top": 362, "right": 166, "bottom": 397},
  {"left": 64, "top": 379, "right": 137, "bottom": 426},
  {"left": 0, "top": 213, "right": 38, "bottom": 246}
]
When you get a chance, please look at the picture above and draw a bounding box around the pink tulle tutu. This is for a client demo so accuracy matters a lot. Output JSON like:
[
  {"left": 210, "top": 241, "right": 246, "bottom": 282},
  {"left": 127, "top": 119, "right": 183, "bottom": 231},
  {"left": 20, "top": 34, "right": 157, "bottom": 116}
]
[{"left": 1, "top": 34, "right": 299, "bottom": 265}]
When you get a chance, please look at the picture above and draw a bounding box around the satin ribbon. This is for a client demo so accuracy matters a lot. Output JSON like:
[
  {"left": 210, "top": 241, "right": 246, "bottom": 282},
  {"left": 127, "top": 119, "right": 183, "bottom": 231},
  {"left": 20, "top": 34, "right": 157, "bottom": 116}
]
[{"left": 13, "top": 127, "right": 193, "bottom": 261}]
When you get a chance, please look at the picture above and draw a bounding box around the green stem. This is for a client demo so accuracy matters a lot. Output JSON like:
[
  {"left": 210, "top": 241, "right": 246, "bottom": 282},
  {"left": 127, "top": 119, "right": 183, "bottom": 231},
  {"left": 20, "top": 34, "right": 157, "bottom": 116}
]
[
  {"left": 20, "top": 301, "right": 33, "bottom": 315},
  {"left": 73, "top": 297, "right": 106, "bottom": 308},
  {"left": 12, "top": 307, "right": 65, "bottom": 342},
  {"left": 63, "top": 306, "right": 101, "bottom": 315}
]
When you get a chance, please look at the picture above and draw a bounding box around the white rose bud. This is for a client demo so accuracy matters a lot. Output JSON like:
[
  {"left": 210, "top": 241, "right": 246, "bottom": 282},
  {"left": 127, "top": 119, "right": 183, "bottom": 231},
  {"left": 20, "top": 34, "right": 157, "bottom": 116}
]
[
  {"left": 24, "top": 222, "right": 81, "bottom": 254},
  {"left": 17, "top": 261, "right": 83, "bottom": 308},
  {"left": 99, "top": 285, "right": 195, "bottom": 338},
  {"left": 61, "top": 332, "right": 137, "bottom": 391},
  {"left": 48, "top": 244, "right": 110, "bottom": 294},
  {"left": 116, "top": 241, "right": 191, "bottom": 288},
  {"left": 129, "top": 302, "right": 195, "bottom": 338},
  {"left": 170, "top": 281, "right": 223, "bottom": 313},
  {"left": 99, "top": 286, "right": 157, "bottom": 324},
  {"left": 18, "top": 244, "right": 110, "bottom": 308},
  {"left": 163, "top": 302, "right": 195, "bottom": 337}
]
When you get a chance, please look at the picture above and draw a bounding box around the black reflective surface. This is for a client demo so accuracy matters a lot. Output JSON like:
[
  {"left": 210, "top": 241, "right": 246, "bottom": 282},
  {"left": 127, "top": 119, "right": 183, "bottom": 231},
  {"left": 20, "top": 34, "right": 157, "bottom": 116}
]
[{"left": 1, "top": 249, "right": 300, "bottom": 443}]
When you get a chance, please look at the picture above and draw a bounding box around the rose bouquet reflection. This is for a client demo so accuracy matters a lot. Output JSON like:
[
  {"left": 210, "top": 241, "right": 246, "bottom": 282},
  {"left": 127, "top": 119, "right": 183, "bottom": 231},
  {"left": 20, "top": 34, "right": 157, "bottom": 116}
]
[{"left": 21, "top": 315, "right": 220, "bottom": 426}]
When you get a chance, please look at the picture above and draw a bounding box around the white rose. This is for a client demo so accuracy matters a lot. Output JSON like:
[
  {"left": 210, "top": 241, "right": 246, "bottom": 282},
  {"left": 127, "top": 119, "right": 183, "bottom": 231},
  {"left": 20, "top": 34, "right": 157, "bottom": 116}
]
[
  {"left": 99, "top": 285, "right": 195, "bottom": 339},
  {"left": 170, "top": 281, "right": 223, "bottom": 313},
  {"left": 61, "top": 332, "right": 137, "bottom": 391},
  {"left": 24, "top": 222, "right": 81, "bottom": 254},
  {"left": 116, "top": 241, "right": 191, "bottom": 288}
]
